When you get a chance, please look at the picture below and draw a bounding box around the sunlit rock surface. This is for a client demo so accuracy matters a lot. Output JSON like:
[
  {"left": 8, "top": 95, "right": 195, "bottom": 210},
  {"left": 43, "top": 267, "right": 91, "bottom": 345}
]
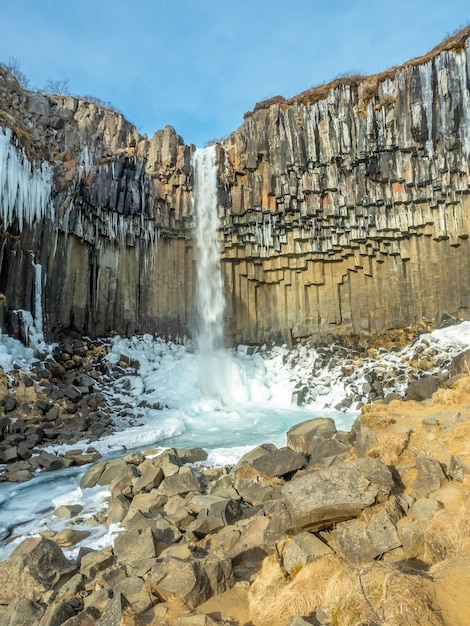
[{"left": 1, "top": 28, "right": 470, "bottom": 342}]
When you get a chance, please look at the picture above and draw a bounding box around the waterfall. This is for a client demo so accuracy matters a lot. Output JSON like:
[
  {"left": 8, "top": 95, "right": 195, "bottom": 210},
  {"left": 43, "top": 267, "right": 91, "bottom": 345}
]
[
  {"left": 192, "top": 146, "right": 225, "bottom": 353},
  {"left": 192, "top": 146, "right": 232, "bottom": 402}
]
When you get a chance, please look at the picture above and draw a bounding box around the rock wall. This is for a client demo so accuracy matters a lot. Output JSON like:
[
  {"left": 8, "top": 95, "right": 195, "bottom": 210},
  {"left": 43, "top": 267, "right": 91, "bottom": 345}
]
[
  {"left": 1, "top": 28, "right": 470, "bottom": 344},
  {"left": 219, "top": 30, "right": 470, "bottom": 343}
]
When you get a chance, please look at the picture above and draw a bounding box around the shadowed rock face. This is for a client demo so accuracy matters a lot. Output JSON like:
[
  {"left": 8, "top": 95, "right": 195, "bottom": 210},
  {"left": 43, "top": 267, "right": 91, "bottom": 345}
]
[{"left": 1, "top": 28, "right": 470, "bottom": 343}]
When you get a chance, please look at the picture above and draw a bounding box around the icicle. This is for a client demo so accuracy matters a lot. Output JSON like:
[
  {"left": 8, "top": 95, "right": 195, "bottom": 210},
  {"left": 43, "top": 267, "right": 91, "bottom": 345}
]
[{"left": 0, "top": 127, "right": 52, "bottom": 232}]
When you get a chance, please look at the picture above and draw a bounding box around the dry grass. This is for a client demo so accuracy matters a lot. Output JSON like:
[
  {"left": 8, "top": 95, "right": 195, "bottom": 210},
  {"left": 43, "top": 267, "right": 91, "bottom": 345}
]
[
  {"left": 248, "top": 555, "right": 443, "bottom": 626},
  {"left": 425, "top": 502, "right": 470, "bottom": 563},
  {"left": 359, "top": 405, "right": 396, "bottom": 429},
  {"left": 248, "top": 554, "right": 346, "bottom": 625},
  {"left": 367, "top": 430, "right": 411, "bottom": 465},
  {"left": 245, "top": 25, "right": 470, "bottom": 119},
  {"left": 432, "top": 377, "right": 470, "bottom": 406}
]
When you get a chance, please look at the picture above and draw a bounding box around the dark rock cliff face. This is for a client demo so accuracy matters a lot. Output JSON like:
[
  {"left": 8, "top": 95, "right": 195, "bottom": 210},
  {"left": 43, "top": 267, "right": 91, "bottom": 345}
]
[{"left": 1, "top": 28, "right": 470, "bottom": 344}]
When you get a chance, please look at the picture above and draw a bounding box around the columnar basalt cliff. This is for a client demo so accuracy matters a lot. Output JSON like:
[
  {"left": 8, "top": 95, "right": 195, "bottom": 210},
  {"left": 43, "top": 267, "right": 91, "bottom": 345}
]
[{"left": 1, "top": 28, "right": 470, "bottom": 344}]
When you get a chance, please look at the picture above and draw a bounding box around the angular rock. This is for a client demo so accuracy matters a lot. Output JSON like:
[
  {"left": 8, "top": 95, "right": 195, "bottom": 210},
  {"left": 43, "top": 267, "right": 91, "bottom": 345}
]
[
  {"left": 113, "top": 527, "right": 161, "bottom": 563},
  {"left": 406, "top": 376, "right": 440, "bottom": 401},
  {"left": 448, "top": 453, "right": 470, "bottom": 481},
  {"left": 0, "top": 598, "right": 44, "bottom": 625},
  {"left": 97, "top": 593, "right": 142, "bottom": 626},
  {"left": 54, "top": 504, "right": 84, "bottom": 518},
  {"left": 306, "top": 436, "right": 350, "bottom": 467},
  {"left": 281, "top": 458, "right": 394, "bottom": 531},
  {"left": 408, "top": 498, "right": 444, "bottom": 522},
  {"left": 157, "top": 466, "right": 202, "bottom": 497},
  {"left": 132, "top": 463, "right": 163, "bottom": 493},
  {"left": 0, "top": 537, "right": 76, "bottom": 602},
  {"left": 287, "top": 418, "right": 337, "bottom": 453},
  {"left": 412, "top": 456, "right": 448, "bottom": 496},
  {"left": 250, "top": 446, "right": 307, "bottom": 477},
  {"left": 281, "top": 531, "right": 332, "bottom": 575},
  {"left": 62, "top": 608, "right": 100, "bottom": 625},
  {"left": 79, "top": 548, "right": 114, "bottom": 580},
  {"left": 231, "top": 463, "right": 283, "bottom": 505},
  {"left": 38, "top": 599, "right": 81, "bottom": 626},
  {"left": 148, "top": 558, "right": 211, "bottom": 609}
]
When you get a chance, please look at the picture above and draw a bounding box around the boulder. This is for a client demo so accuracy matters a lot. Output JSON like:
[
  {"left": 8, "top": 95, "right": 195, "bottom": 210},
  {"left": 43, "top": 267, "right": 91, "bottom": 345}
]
[
  {"left": 157, "top": 466, "right": 202, "bottom": 497},
  {"left": 408, "top": 498, "right": 444, "bottom": 522},
  {"left": 280, "top": 458, "right": 394, "bottom": 531},
  {"left": 406, "top": 376, "right": 441, "bottom": 401},
  {"left": 287, "top": 418, "right": 337, "bottom": 453},
  {"left": 450, "top": 348, "right": 470, "bottom": 376},
  {"left": 54, "top": 504, "right": 83, "bottom": 518},
  {"left": 231, "top": 463, "right": 283, "bottom": 505},
  {"left": 37, "top": 599, "right": 81, "bottom": 626},
  {"left": 448, "top": 453, "right": 470, "bottom": 481},
  {"left": 412, "top": 456, "right": 448, "bottom": 497},
  {"left": 306, "top": 436, "right": 350, "bottom": 467},
  {"left": 0, "top": 537, "right": 76, "bottom": 602},
  {"left": 80, "top": 458, "right": 137, "bottom": 489},
  {"left": 96, "top": 593, "right": 142, "bottom": 626},
  {"left": 250, "top": 446, "right": 307, "bottom": 477},
  {"left": 62, "top": 608, "right": 100, "bottom": 625},
  {"left": 113, "top": 527, "right": 161, "bottom": 564},
  {"left": 112, "top": 576, "right": 153, "bottom": 614},
  {"left": 148, "top": 558, "right": 211, "bottom": 608},
  {"left": 79, "top": 548, "right": 114, "bottom": 580},
  {"left": 281, "top": 531, "right": 332, "bottom": 575},
  {"left": 0, "top": 598, "right": 44, "bottom": 625},
  {"left": 132, "top": 464, "right": 163, "bottom": 493}
]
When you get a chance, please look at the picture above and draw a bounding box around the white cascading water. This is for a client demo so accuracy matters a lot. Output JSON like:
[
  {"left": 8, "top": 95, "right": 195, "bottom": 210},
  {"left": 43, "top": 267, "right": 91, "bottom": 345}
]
[
  {"left": 192, "top": 145, "right": 225, "bottom": 353},
  {"left": 192, "top": 146, "right": 233, "bottom": 400}
]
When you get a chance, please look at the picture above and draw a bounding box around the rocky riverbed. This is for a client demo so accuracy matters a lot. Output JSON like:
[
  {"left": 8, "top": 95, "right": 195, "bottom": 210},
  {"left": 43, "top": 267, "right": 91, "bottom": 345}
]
[{"left": 1, "top": 329, "right": 470, "bottom": 624}]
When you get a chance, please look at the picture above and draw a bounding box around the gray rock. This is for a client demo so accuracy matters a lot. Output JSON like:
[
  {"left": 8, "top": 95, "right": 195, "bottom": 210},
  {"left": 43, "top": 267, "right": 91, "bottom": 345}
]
[
  {"left": 157, "top": 466, "right": 202, "bottom": 497},
  {"left": 97, "top": 593, "right": 141, "bottom": 626},
  {"left": 450, "top": 348, "right": 470, "bottom": 376},
  {"left": 132, "top": 463, "right": 163, "bottom": 493},
  {"left": 0, "top": 537, "right": 77, "bottom": 602},
  {"left": 113, "top": 527, "right": 161, "bottom": 563},
  {"left": 148, "top": 558, "right": 211, "bottom": 609},
  {"left": 448, "top": 454, "right": 470, "bottom": 481},
  {"left": 233, "top": 443, "right": 277, "bottom": 470},
  {"left": 0, "top": 598, "right": 44, "bottom": 625},
  {"left": 406, "top": 376, "right": 440, "bottom": 401},
  {"left": 412, "top": 456, "right": 448, "bottom": 496},
  {"left": 281, "top": 458, "right": 394, "bottom": 531},
  {"left": 79, "top": 548, "right": 114, "bottom": 580},
  {"left": 38, "top": 600, "right": 80, "bottom": 626},
  {"left": 396, "top": 517, "right": 425, "bottom": 559},
  {"left": 306, "top": 436, "right": 350, "bottom": 467},
  {"left": 62, "top": 607, "right": 100, "bottom": 625},
  {"left": 408, "top": 498, "right": 444, "bottom": 521},
  {"left": 175, "top": 447, "right": 209, "bottom": 464},
  {"left": 287, "top": 418, "right": 337, "bottom": 454},
  {"left": 250, "top": 446, "right": 307, "bottom": 477},
  {"left": 54, "top": 504, "right": 83, "bottom": 518},
  {"left": 231, "top": 463, "right": 283, "bottom": 506},
  {"left": 282, "top": 532, "right": 332, "bottom": 575}
]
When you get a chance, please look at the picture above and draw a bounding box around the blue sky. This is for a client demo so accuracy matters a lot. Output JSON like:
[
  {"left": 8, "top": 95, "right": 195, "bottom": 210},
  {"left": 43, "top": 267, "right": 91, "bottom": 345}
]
[{"left": 0, "top": 1, "right": 469, "bottom": 147}]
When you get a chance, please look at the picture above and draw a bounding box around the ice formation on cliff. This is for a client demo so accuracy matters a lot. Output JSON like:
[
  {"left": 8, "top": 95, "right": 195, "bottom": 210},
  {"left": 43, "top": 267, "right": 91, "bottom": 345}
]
[{"left": 0, "top": 127, "right": 52, "bottom": 231}]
